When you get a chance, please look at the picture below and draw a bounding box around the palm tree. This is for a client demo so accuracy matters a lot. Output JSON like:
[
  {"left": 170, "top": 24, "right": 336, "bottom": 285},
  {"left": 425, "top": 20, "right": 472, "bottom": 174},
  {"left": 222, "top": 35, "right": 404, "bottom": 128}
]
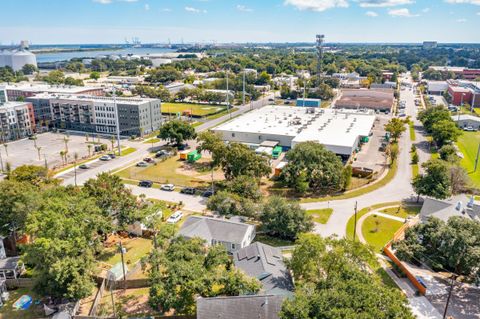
[
  {"left": 110, "top": 136, "right": 115, "bottom": 151},
  {"left": 85, "top": 133, "right": 89, "bottom": 142},
  {"left": 63, "top": 135, "right": 70, "bottom": 153},
  {"left": 3, "top": 144, "right": 8, "bottom": 157},
  {"left": 87, "top": 144, "right": 92, "bottom": 157},
  {"left": 31, "top": 134, "right": 37, "bottom": 148},
  {"left": 59, "top": 150, "right": 65, "bottom": 165},
  {"left": 73, "top": 152, "right": 78, "bottom": 186},
  {"left": 35, "top": 146, "right": 42, "bottom": 161}
]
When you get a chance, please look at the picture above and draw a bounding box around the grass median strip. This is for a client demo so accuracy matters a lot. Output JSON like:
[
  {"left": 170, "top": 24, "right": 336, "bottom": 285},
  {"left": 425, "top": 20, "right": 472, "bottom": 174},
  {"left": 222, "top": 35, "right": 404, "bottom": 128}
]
[{"left": 306, "top": 208, "right": 333, "bottom": 224}]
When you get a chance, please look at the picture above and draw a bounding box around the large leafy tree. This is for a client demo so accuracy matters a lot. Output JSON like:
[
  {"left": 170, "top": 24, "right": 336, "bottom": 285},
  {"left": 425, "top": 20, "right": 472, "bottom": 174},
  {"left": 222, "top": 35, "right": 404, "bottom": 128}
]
[
  {"left": 396, "top": 216, "right": 480, "bottom": 279},
  {"left": 417, "top": 106, "right": 451, "bottom": 133},
  {"left": 430, "top": 119, "right": 462, "bottom": 147},
  {"left": 413, "top": 159, "right": 451, "bottom": 199},
  {"left": 7, "top": 165, "right": 58, "bottom": 187},
  {"left": 207, "top": 191, "right": 257, "bottom": 217},
  {"left": 83, "top": 173, "right": 138, "bottom": 228},
  {"left": 281, "top": 142, "right": 347, "bottom": 194},
  {"left": 158, "top": 120, "right": 197, "bottom": 146},
  {"left": 260, "top": 196, "right": 313, "bottom": 240},
  {"left": 281, "top": 234, "right": 414, "bottom": 319},
  {"left": 23, "top": 187, "right": 110, "bottom": 299},
  {"left": 220, "top": 143, "right": 271, "bottom": 180},
  {"left": 0, "top": 180, "right": 40, "bottom": 235},
  {"left": 148, "top": 237, "right": 260, "bottom": 315},
  {"left": 384, "top": 117, "right": 406, "bottom": 141},
  {"left": 196, "top": 131, "right": 227, "bottom": 167}
]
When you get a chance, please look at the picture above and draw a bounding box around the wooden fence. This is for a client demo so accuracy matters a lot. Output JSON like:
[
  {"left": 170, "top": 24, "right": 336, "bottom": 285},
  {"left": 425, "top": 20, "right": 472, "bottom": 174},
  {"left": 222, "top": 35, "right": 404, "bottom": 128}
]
[
  {"left": 383, "top": 216, "right": 427, "bottom": 295},
  {"left": 89, "top": 278, "right": 106, "bottom": 317}
]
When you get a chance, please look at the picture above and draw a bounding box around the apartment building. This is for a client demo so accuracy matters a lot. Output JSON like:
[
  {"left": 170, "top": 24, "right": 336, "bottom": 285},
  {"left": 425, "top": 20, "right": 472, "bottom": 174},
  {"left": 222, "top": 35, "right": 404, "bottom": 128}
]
[{"left": 26, "top": 94, "right": 162, "bottom": 136}]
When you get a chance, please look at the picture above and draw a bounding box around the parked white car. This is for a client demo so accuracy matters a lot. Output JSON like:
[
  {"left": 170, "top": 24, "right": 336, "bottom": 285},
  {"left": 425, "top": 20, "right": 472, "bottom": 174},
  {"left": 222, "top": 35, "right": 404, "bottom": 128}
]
[
  {"left": 161, "top": 184, "right": 175, "bottom": 191},
  {"left": 167, "top": 211, "right": 183, "bottom": 224}
]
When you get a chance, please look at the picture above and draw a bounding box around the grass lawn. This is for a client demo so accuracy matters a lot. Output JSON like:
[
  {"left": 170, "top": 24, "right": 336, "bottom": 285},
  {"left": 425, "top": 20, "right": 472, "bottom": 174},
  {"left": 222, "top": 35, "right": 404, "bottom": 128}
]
[
  {"left": 97, "top": 237, "right": 153, "bottom": 266},
  {"left": 0, "top": 288, "right": 44, "bottom": 319},
  {"left": 162, "top": 103, "right": 226, "bottom": 116},
  {"left": 456, "top": 131, "right": 480, "bottom": 187},
  {"left": 301, "top": 161, "right": 398, "bottom": 203},
  {"left": 205, "top": 107, "right": 239, "bottom": 120},
  {"left": 345, "top": 202, "right": 401, "bottom": 240},
  {"left": 362, "top": 215, "right": 404, "bottom": 252},
  {"left": 143, "top": 138, "right": 160, "bottom": 144},
  {"left": 116, "top": 156, "right": 220, "bottom": 188},
  {"left": 254, "top": 234, "right": 295, "bottom": 247},
  {"left": 306, "top": 208, "right": 333, "bottom": 224},
  {"left": 120, "top": 147, "right": 137, "bottom": 156},
  {"left": 54, "top": 154, "right": 103, "bottom": 173},
  {"left": 409, "top": 122, "right": 416, "bottom": 141},
  {"left": 379, "top": 205, "right": 421, "bottom": 218}
]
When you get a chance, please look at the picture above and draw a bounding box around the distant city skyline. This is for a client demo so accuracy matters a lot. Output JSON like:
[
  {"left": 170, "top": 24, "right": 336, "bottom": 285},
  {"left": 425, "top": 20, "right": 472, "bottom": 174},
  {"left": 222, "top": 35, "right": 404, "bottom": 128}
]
[{"left": 1, "top": 0, "right": 479, "bottom": 44}]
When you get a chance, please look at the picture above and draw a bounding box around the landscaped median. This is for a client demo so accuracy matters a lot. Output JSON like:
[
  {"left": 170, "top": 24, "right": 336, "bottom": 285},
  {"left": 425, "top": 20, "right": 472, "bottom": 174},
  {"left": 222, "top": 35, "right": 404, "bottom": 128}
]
[
  {"left": 345, "top": 202, "right": 421, "bottom": 251},
  {"left": 306, "top": 208, "right": 333, "bottom": 224}
]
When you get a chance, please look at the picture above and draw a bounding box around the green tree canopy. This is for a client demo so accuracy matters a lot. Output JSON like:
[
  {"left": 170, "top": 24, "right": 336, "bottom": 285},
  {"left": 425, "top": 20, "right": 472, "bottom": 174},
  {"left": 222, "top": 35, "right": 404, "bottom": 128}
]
[
  {"left": 430, "top": 119, "right": 462, "bottom": 147},
  {"left": 7, "top": 165, "right": 58, "bottom": 187},
  {"left": 220, "top": 143, "right": 271, "bottom": 180},
  {"left": 260, "top": 196, "right": 313, "bottom": 240},
  {"left": 158, "top": 120, "right": 197, "bottom": 146},
  {"left": 148, "top": 237, "right": 260, "bottom": 315},
  {"left": 206, "top": 190, "right": 257, "bottom": 217},
  {"left": 385, "top": 117, "right": 406, "bottom": 141},
  {"left": 83, "top": 173, "right": 138, "bottom": 227},
  {"left": 417, "top": 106, "right": 451, "bottom": 133},
  {"left": 396, "top": 216, "right": 480, "bottom": 279},
  {"left": 281, "top": 234, "right": 414, "bottom": 319},
  {"left": 413, "top": 159, "right": 451, "bottom": 199},
  {"left": 281, "top": 142, "right": 347, "bottom": 194}
]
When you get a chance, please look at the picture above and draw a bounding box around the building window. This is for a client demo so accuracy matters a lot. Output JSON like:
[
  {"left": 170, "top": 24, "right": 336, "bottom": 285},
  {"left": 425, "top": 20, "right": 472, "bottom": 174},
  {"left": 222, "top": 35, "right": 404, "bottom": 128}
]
[{"left": 231, "top": 243, "right": 236, "bottom": 250}]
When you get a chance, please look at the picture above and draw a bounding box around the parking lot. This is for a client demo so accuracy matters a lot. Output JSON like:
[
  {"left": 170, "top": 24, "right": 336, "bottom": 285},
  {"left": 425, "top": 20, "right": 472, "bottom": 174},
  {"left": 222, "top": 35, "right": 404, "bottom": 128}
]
[
  {"left": 0, "top": 132, "right": 112, "bottom": 170},
  {"left": 428, "top": 95, "right": 448, "bottom": 107},
  {"left": 353, "top": 115, "right": 390, "bottom": 172}
]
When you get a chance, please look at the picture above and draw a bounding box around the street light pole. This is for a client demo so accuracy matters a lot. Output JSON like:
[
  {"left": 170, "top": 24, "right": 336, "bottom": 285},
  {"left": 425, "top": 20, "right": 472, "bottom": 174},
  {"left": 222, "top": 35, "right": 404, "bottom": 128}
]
[
  {"left": 226, "top": 69, "right": 231, "bottom": 119},
  {"left": 0, "top": 148, "right": 3, "bottom": 172},
  {"left": 353, "top": 201, "right": 358, "bottom": 241},
  {"left": 113, "top": 86, "right": 121, "bottom": 156},
  {"left": 243, "top": 69, "right": 246, "bottom": 106}
]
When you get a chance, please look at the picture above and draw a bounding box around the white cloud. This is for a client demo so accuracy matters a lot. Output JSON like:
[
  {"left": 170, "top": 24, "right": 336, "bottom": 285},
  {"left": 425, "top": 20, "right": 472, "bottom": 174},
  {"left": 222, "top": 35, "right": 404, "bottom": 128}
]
[
  {"left": 477, "top": 11, "right": 480, "bottom": 14},
  {"left": 160, "top": 8, "right": 172, "bottom": 12},
  {"left": 388, "top": 8, "right": 419, "bottom": 16},
  {"left": 284, "top": 0, "right": 349, "bottom": 12},
  {"left": 422, "top": 7, "right": 430, "bottom": 12},
  {"left": 185, "top": 6, "right": 207, "bottom": 13},
  {"left": 356, "top": 0, "right": 413, "bottom": 7},
  {"left": 93, "top": 0, "right": 112, "bottom": 4},
  {"left": 236, "top": 4, "right": 253, "bottom": 12},
  {"left": 121, "top": 0, "right": 139, "bottom": 2},
  {"left": 445, "top": 0, "right": 480, "bottom": 5},
  {"left": 365, "top": 10, "right": 378, "bottom": 16},
  {"left": 144, "top": 4, "right": 150, "bottom": 11},
  {"left": 457, "top": 18, "right": 467, "bottom": 22}
]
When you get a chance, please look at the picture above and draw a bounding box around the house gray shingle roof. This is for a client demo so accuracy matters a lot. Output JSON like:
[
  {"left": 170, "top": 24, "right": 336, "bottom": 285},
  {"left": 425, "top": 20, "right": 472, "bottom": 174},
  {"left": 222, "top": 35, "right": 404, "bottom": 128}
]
[
  {"left": 197, "top": 295, "right": 285, "bottom": 319},
  {"left": 234, "top": 242, "right": 294, "bottom": 296},
  {"left": 178, "top": 216, "right": 254, "bottom": 244},
  {"left": 420, "top": 195, "right": 480, "bottom": 222},
  {"left": 0, "top": 256, "right": 21, "bottom": 270}
]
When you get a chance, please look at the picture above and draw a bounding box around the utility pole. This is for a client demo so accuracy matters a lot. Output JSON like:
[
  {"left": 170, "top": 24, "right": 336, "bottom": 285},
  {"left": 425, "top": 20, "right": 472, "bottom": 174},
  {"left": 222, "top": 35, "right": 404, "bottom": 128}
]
[
  {"left": 119, "top": 241, "right": 127, "bottom": 290},
  {"left": 113, "top": 86, "right": 121, "bottom": 156},
  {"left": 0, "top": 148, "right": 3, "bottom": 172},
  {"left": 443, "top": 275, "right": 456, "bottom": 319},
  {"left": 226, "top": 69, "right": 231, "bottom": 119},
  {"left": 353, "top": 201, "right": 358, "bottom": 241},
  {"left": 474, "top": 142, "right": 480, "bottom": 172},
  {"left": 303, "top": 79, "right": 306, "bottom": 107},
  {"left": 110, "top": 281, "right": 116, "bottom": 318},
  {"left": 316, "top": 34, "right": 325, "bottom": 87},
  {"left": 243, "top": 69, "right": 246, "bottom": 106}
]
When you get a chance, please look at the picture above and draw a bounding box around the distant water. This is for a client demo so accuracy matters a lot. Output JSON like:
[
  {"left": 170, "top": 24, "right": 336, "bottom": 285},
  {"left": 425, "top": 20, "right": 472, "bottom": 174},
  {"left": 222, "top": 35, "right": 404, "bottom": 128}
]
[{"left": 35, "top": 47, "right": 176, "bottom": 63}]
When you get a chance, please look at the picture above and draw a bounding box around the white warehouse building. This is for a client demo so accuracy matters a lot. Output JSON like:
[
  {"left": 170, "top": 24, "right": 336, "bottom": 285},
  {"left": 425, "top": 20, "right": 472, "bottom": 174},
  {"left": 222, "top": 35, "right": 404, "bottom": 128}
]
[
  {"left": 0, "top": 49, "right": 37, "bottom": 71},
  {"left": 213, "top": 105, "right": 376, "bottom": 158}
]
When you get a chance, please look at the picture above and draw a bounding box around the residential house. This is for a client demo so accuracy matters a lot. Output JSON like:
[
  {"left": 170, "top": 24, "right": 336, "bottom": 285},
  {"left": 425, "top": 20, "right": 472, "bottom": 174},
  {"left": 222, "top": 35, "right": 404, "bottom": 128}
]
[
  {"left": 420, "top": 195, "right": 480, "bottom": 222},
  {"left": 178, "top": 216, "right": 255, "bottom": 254},
  {"left": 196, "top": 295, "right": 285, "bottom": 319},
  {"left": 234, "top": 242, "right": 294, "bottom": 296}
]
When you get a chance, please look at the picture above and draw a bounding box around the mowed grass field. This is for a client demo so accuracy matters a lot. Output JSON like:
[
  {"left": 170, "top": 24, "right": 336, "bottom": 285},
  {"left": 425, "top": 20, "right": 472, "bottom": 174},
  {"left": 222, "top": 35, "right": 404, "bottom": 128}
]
[
  {"left": 161, "top": 103, "right": 226, "bottom": 116},
  {"left": 456, "top": 131, "right": 480, "bottom": 187}
]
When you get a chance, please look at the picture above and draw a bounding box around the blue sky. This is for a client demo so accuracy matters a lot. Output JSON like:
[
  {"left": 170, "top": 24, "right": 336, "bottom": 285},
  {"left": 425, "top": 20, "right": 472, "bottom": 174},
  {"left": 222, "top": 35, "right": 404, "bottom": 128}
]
[{"left": 1, "top": 0, "right": 479, "bottom": 44}]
